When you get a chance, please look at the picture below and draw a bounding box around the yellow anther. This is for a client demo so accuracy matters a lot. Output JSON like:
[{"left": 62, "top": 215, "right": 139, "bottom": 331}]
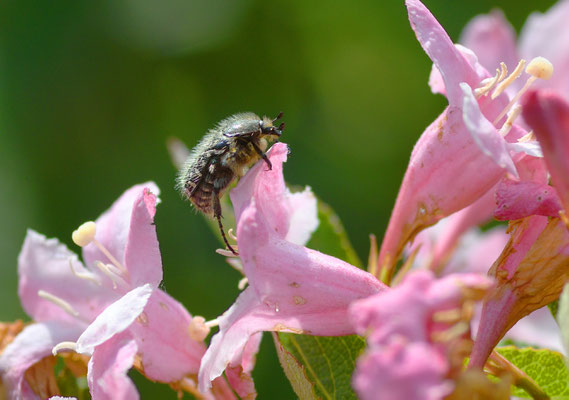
[
  {"left": 71, "top": 221, "right": 96, "bottom": 247},
  {"left": 188, "top": 316, "right": 209, "bottom": 341},
  {"left": 238, "top": 277, "right": 248, "bottom": 290},
  {"left": 492, "top": 59, "right": 526, "bottom": 100},
  {"left": 526, "top": 57, "right": 553, "bottom": 80}
]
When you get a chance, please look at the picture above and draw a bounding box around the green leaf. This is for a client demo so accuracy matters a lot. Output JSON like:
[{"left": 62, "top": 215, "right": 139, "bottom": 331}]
[
  {"left": 496, "top": 346, "right": 569, "bottom": 399},
  {"left": 306, "top": 200, "right": 362, "bottom": 268},
  {"left": 273, "top": 333, "right": 318, "bottom": 400},
  {"left": 276, "top": 333, "right": 365, "bottom": 400},
  {"left": 549, "top": 299, "right": 560, "bottom": 321}
]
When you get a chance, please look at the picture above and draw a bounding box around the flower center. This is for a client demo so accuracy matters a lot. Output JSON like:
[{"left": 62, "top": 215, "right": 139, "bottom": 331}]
[
  {"left": 42, "top": 221, "right": 131, "bottom": 355},
  {"left": 475, "top": 57, "right": 554, "bottom": 135}
]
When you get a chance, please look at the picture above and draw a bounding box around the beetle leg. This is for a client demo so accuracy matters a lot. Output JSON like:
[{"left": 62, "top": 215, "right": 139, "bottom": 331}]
[
  {"left": 213, "top": 189, "right": 238, "bottom": 255},
  {"left": 250, "top": 141, "right": 272, "bottom": 170}
]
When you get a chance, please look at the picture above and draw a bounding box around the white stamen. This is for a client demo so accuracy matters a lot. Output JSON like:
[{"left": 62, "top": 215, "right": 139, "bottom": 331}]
[
  {"left": 238, "top": 277, "right": 248, "bottom": 290},
  {"left": 205, "top": 318, "right": 219, "bottom": 328},
  {"left": 475, "top": 69, "right": 500, "bottom": 97},
  {"left": 493, "top": 57, "right": 554, "bottom": 125},
  {"left": 92, "top": 239, "right": 127, "bottom": 275},
  {"left": 38, "top": 290, "right": 80, "bottom": 318},
  {"left": 94, "top": 261, "right": 126, "bottom": 289},
  {"left": 518, "top": 130, "right": 536, "bottom": 143},
  {"left": 498, "top": 62, "right": 508, "bottom": 83},
  {"left": 52, "top": 341, "right": 77, "bottom": 356},
  {"left": 498, "top": 105, "right": 522, "bottom": 137},
  {"left": 68, "top": 258, "right": 101, "bottom": 285},
  {"left": 72, "top": 221, "right": 97, "bottom": 247},
  {"left": 492, "top": 59, "right": 526, "bottom": 100}
]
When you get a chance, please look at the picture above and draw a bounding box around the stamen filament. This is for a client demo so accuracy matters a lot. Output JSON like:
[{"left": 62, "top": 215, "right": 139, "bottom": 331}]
[
  {"left": 498, "top": 105, "right": 522, "bottom": 137},
  {"left": 475, "top": 69, "right": 500, "bottom": 97},
  {"left": 52, "top": 341, "right": 77, "bottom": 356},
  {"left": 92, "top": 239, "right": 127, "bottom": 275},
  {"left": 205, "top": 318, "right": 219, "bottom": 328},
  {"left": 38, "top": 290, "right": 79, "bottom": 318},
  {"left": 68, "top": 258, "right": 101, "bottom": 285},
  {"left": 492, "top": 60, "right": 526, "bottom": 100},
  {"left": 94, "top": 261, "right": 126, "bottom": 289},
  {"left": 493, "top": 75, "right": 536, "bottom": 125}
]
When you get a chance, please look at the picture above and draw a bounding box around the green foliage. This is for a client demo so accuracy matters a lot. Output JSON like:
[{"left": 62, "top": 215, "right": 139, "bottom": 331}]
[
  {"left": 306, "top": 200, "right": 362, "bottom": 269},
  {"left": 276, "top": 333, "right": 365, "bottom": 400},
  {"left": 54, "top": 358, "right": 90, "bottom": 400},
  {"left": 497, "top": 346, "right": 569, "bottom": 399}
]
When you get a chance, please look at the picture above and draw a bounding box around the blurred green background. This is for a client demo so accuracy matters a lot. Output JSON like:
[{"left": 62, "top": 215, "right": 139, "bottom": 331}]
[{"left": 0, "top": 0, "right": 557, "bottom": 398}]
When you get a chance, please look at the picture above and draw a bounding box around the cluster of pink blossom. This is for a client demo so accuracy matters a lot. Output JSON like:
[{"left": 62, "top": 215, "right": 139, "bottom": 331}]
[{"left": 1, "top": 0, "right": 569, "bottom": 399}]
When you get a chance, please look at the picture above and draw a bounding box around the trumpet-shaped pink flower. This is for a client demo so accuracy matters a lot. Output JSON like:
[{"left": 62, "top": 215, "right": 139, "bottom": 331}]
[
  {"left": 470, "top": 90, "right": 569, "bottom": 367},
  {"left": 378, "top": 0, "right": 543, "bottom": 280},
  {"left": 198, "top": 143, "right": 387, "bottom": 392},
  {"left": 350, "top": 270, "right": 493, "bottom": 400},
  {"left": 0, "top": 184, "right": 209, "bottom": 400}
]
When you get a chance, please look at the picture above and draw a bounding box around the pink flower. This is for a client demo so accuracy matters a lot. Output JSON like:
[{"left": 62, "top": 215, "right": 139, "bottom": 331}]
[
  {"left": 407, "top": 189, "right": 508, "bottom": 275},
  {"left": 461, "top": 0, "right": 569, "bottom": 102},
  {"left": 350, "top": 270, "right": 493, "bottom": 400},
  {"left": 378, "top": 0, "right": 545, "bottom": 280},
  {"left": 470, "top": 216, "right": 569, "bottom": 367},
  {"left": 470, "top": 89, "right": 569, "bottom": 367},
  {"left": 198, "top": 143, "right": 387, "bottom": 392},
  {"left": 0, "top": 184, "right": 208, "bottom": 399}
]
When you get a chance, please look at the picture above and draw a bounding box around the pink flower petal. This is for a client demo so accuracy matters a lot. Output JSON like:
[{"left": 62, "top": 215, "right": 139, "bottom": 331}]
[
  {"left": 231, "top": 143, "right": 318, "bottom": 246},
  {"left": 494, "top": 179, "right": 562, "bottom": 220},
  {"left": 353, "top": 340, "right": 452, "bottom": 400},
  {"left": 522, "top": 90, "right": 569, "bottom": 213},
  {"left": 0, "top": 322, "right": 84, "bottom": 399},
  {"left": 82, "top": 183, "right": 162, "bottom": 288},
  {"left": 18, "top": 230, "right": 116, "bottom": 325},
  {"left": 470, "top": 215, "right": 550, "bottom": 367},
  {"left": 225, "top": 333, "right": 262, "bottom": 399},
  {"left": 128, "top": 289, "right": 206, "bottom": 382},
  {"left": 408, "top": 186, "right": 498, "bottom": 272},
  {"left": 76, "top": 284, "right": 153, "bottom": 354},
  {"left": 378, "top": 106, "right": 507, "bottom": 275},
  {"left": 460, "top": 10, "right": 519, "bottom": 79},
  {"left": 406, "top": 0, "right": 485, "bottom": 107},
  {"left": 519, "top": 1, "right": 569, "bottom": 101},
  {"left": 351, "top": 271, "right": 492, "bottom": 346},
  {"left": 461, "top": 83, "right": 518, "bottom": 177},
  {"left": 87, "top": 334, "right": 139, "bottom": 400}
]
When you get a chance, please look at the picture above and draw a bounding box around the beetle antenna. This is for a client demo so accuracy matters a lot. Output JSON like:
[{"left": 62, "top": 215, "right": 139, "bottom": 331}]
[{"left": 273, "top": 112, "right": 284, "bottom": 122}]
